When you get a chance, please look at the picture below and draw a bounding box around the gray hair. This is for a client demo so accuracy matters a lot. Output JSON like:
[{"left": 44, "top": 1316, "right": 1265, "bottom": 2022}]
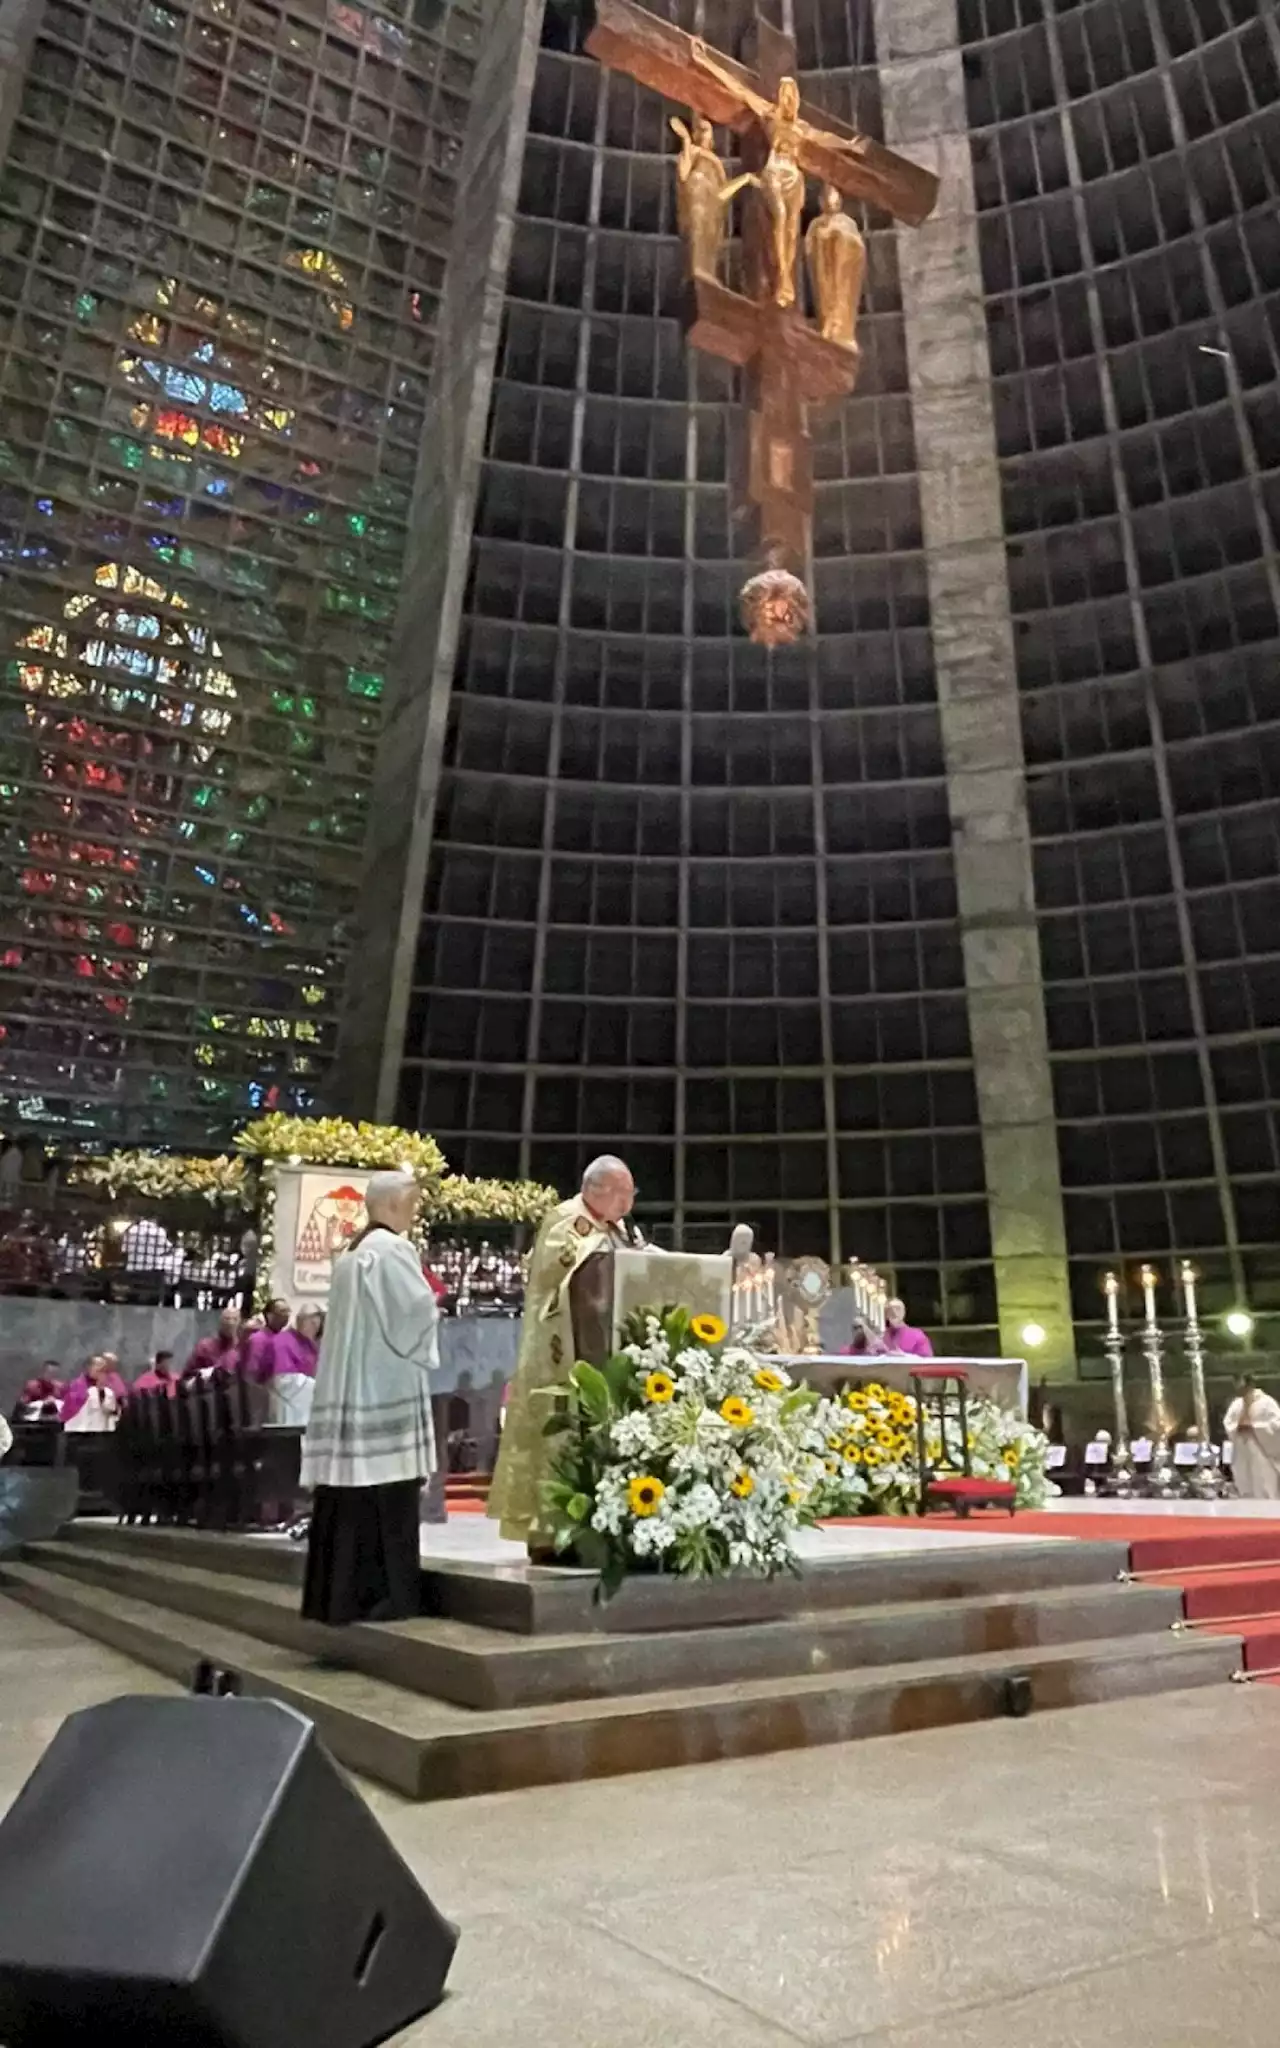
[
  {"left": 365, "top": 1168, "right": 418, "bottom": 1214},
  {"left": 582, "top": 1155, "right": 630, "bottom": 1191}
]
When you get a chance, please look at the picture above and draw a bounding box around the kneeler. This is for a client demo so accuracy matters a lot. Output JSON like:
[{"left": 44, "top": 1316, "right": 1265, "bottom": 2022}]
[{"left": 911, "top": 1365, "right": 1016, "bottom": 1518}]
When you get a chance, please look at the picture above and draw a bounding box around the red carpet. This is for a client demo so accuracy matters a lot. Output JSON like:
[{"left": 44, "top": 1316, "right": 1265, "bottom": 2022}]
[{"left": 817, "top": 1509, "right": 1280, "bottom": 1678}]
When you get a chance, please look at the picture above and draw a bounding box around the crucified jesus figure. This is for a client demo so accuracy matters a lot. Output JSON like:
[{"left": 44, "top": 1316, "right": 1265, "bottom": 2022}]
[{"left": 688, "top": 38, "right": 869, "bottom": 309}]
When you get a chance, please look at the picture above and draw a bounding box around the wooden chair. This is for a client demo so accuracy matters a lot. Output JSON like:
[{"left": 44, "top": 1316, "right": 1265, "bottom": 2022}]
[{"left": 911, "top": 1365, "right": 1016, "bottom": 1517}]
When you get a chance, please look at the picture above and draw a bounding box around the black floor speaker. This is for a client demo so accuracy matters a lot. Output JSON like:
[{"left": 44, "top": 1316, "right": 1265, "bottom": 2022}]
[{"left": 0, "top": 1694, "right": 458, "bottom": 2047}]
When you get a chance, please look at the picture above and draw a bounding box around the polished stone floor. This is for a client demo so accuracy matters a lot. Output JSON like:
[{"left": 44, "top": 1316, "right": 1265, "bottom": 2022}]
[{"left": 4, "top": 1592, "right": 1280, "bottom": 2045}]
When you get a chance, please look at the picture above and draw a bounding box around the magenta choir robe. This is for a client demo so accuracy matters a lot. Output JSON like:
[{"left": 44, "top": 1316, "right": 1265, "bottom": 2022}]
[
  {"left": 182, "top": 1333, "right": 242, "bottom": 1379},
  {"left": 241, "top": 1328, "right": 281, "bottom": 1383},
  {"left": 61, "top": 1371, "right": 129, "bottom": 1421},
  {"left": 243, "top": 1327, "right": 318, "bottom": 1384},
  {"left": 880, "top": 1324, "right": 934, "bottom": 1359},
  {"left": 132, "top": 1369, "right": 177, "bottom": 1397},
  {"left": 272, "top": 1329, "right": 319, "bottom": 1381}
]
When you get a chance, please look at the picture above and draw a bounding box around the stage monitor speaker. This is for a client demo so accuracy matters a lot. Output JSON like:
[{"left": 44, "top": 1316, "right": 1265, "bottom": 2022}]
[{"left": 0, "top": 1694, "right": 457, "bottom": 2047}]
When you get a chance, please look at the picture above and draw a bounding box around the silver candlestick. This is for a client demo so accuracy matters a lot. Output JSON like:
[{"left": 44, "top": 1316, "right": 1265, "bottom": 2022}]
[
  {"left": 1180, "top": 1259, "right": 1225, "bottom": 1499},
  {"left": 1101, "top": 1270, "right": 1136, "bottom": 1497},
  {"left": 1139, "top": 1263, "right": 1180, "bottom": 1499}
]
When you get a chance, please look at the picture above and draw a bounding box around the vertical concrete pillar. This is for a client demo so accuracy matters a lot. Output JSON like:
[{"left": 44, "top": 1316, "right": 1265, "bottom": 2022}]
[{"left": 872, "top": 0, "right": 1077, "bottom": 1374}]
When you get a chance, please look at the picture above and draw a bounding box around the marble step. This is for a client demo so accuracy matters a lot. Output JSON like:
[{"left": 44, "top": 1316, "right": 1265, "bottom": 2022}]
[
  {"left": 20, "top": 1536, "right": 1185, "bottom": 1712},
  {"left": 0, "top": 1556, "right": 1240, "bottom": 1802},
  {"left": 57, "top": 1520, "right": 1135, "bottom": 1636}
]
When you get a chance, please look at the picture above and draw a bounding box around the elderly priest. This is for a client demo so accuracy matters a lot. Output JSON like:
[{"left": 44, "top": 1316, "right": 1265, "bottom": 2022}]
[
  {"left": 301, "top": 1169, "right": 440, "bottom": 1626},
  {"left": 489, "top": 1155, "right": 643, "bottom": 1557}
]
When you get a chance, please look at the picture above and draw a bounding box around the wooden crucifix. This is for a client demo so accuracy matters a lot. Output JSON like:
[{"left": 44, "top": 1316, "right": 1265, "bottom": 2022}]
[{"left": 586, "top": 0, "right": 940, "bottom": 644}]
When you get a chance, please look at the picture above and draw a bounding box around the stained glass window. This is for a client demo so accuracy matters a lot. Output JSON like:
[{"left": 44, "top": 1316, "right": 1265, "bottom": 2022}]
[{"left": 0, "top": 0, "right": 478, "bottom": 1142}]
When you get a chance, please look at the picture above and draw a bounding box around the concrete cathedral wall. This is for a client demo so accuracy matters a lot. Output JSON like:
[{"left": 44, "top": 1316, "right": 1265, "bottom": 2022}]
[{"left": 873, "top": 0, "right": 1076, "bottom": 1378}]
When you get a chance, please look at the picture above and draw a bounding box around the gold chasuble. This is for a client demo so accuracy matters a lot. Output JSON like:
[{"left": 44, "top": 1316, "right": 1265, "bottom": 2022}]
[{"left": 489, "top": 1194, "right": 622, "bottom": 1543}]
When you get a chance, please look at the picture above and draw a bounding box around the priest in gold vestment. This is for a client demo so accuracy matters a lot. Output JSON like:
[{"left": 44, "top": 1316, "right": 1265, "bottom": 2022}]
[{"left": 489, "top": 1156, "right": 640, "bottom": 1555}]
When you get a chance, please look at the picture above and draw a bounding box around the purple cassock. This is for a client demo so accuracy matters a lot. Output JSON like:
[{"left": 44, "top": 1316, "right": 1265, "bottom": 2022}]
[
  {"left": 181, "top": 1333, "right": 242, "bottom": 1379},
  {"left": 843, "top": 1324, "right": 935, "bottom": 1361},
  {"left": 880, "top": 1324, "right": 934, "bottom": 1359},
  {"left": 243, "top": 1328, "right": 319, "bottom": 1384},
  {"left": 60, "top": 1371, "right": 129, "bottom": 1421}
]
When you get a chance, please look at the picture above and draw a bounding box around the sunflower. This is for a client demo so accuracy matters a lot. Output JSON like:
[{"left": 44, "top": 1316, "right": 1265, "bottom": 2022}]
[
  {"left": 690, "top": 1313, "right": 727, "bottom": 1345},
  {"left": 846, "top": 1390, "right": 870, "bottom": 1413},
  {"left": 643, "top": 1370, "right": 675, "bottom": 1404},
  {"left": 862, "top": 1445, "right": 884, "bottom": 1468},
  {"left": 864, "top": 1382, "right": 887, "bottom": 1401},
  {"left": 628, "top": 1474, "right": 665, "bottom": 1517},
  {"left": 753, "top": 1366, "right": 785, "bottom": 1394},
  {"left": 730, "top": 1470, "right": 755, "bottom": 1498},
  {"left": 1004, "top": 1442, "right": 1021, "bottom": 1465},
  {"left": 824, "top": 1456, "right": 840, "bottom": 1475},
  {"left": 720, "top": 1396, "right": 753, "bottom": 1428},
  {"left": 874, "top": 1425, "right": 897, "bottom": 1450},
  {"left": 844, "top": 1444, "right": 863, "bottom": 1465}
]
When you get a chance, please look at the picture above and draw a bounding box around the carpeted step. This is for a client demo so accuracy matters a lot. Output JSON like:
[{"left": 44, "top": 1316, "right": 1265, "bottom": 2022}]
[
  {"left": 1128, "top": 1528, "right": 1280, "bottom": 1574},
  {"left": 1178, "top": 1566, "right": 1280, "bottom": 1623}
]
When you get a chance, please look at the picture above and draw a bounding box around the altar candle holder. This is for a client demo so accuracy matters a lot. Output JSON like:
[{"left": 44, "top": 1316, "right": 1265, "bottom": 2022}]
[
  {"left": 1139, "top": 1263, "right": 1180, "bottom": 1499},
  {"left": 1101, "top": 1271, "right": 1136, "bottom": 1498},
  {"left": 1180, "top": 1260, "right": 1225, "bottom": 1499}
]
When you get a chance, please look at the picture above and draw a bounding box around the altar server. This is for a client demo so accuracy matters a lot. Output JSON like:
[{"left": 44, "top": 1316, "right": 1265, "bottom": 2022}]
[
  {"left": 1224, "top": 1376, "right": 1280, "bottom": 1501},
  {"left": 488, "top": 1155, "right": 638, "bottom": 1556},
  {"left": 300, "top": 1171, "right": 439, "bottom": 1626}
]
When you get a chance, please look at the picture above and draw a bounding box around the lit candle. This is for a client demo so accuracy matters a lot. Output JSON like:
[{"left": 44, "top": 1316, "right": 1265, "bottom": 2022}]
[
  {"left": 1140, "top": 1263, "right": 1157, "bottom": 1323},
  {"left": 1180, "top": 1260, "right": 1197, "bottom": 1322},
  {"left": 1104, "top": 1270, "right": 1120, "bottom": 1334}
]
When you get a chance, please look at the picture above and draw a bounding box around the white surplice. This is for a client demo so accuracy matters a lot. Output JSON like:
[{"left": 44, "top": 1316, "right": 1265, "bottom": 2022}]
[{"left": 1224, "top": 1393, "right": 1280, "bottom": 1500}]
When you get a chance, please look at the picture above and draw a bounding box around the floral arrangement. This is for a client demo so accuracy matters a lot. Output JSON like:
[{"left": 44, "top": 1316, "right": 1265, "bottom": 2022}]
[
  {"left": 543, "top": 1306, "right": 821, "bottom": 1587},
  {"left": 234, "top": 1113, "right": 448, "bottom": 1184},
  {"left": 804, "top": 1381, "right": 920, "bottom": 1516},
  {"left": 431, "top": 1176, "right": 558, "bottom": 1226},
  {"left": 807, "top": 1382, "right": 1053, "bottom": 1516},
  {"left": 67, "top": 1120, "right": 556, "bottom": 1230},
  {"left": 69, "top": 1151, "right": 249, "bottom": 1208}
]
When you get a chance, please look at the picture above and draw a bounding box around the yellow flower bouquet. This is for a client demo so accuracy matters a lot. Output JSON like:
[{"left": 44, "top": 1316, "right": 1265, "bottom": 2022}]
[{"left": 541, "top": 1304, "right": 822, "bottom": 1588}]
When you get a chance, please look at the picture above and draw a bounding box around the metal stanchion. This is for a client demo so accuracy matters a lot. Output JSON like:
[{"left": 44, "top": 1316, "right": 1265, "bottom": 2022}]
[
  {"left": 1101, "top": 1270, "right": 1136, "bottom": 1497},
  {"left": 1139, "top": 1263, "right": 1180, "bottom": 1499},
  {"left": 1180, "top": 1260, "right": 1225, "bottom": 1499}
]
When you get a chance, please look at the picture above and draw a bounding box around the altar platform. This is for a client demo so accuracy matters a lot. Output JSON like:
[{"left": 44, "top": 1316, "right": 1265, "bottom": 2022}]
[{"left": 0, "top": 1506, "right": 1241, "bottom": 1801}]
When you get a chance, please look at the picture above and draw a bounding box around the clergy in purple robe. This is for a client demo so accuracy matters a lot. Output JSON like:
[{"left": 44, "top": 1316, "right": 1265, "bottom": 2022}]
[
  {"left": 241, "top": 1298, "right": 292, "bottom": 1383},
  {"left": 265, "top": 1305, "right": 323, "bottom": 1424},
  {"left": 880, "top": 1298, "right": 934, "bottom": 1359},
  {"left": 132, "top": 1350, "right": 178, "bottom": 1396},
  {"left": 61, "top": 1355, "right": 129, "bottom": 1429},
  {"left": 182, "top": 1305, "right": 243, "bottom": 1379}
]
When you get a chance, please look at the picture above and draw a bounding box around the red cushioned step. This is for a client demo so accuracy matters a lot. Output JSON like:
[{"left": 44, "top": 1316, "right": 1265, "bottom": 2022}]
[
  {"left": 911, "top": 1365, "right": 971, "bottom": 1382},
  {"left": 927, "top": 1476, "right": 1015, "bottom": 1499}
]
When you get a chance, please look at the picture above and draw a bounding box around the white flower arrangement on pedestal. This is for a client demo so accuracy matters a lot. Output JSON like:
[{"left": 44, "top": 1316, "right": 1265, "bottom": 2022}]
[{"left": 542, "top": 1306, "right": 823, "bottom": 1586}]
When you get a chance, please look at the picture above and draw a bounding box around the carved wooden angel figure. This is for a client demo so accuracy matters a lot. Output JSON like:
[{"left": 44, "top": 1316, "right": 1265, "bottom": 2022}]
[
  {"left": 670, "top": 112, "right": 733, "bottom": 280},
  {"left": 805, "top": 184, "right": 867, "bottom": 350}
]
